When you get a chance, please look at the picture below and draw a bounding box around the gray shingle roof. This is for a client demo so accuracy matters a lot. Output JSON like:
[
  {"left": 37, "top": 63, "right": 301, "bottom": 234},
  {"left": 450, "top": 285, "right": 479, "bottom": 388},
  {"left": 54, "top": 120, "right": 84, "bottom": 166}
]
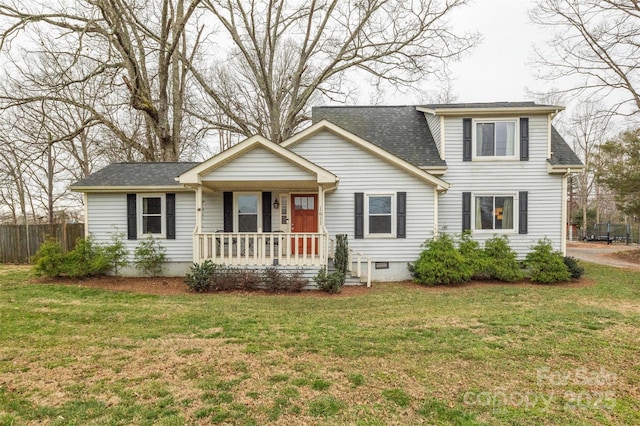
[
  {"left": 70, "top": 162, "right": 200, "bottom": 188},
  {"left": 312, "top": 105, "right": 446, "bottom": 168},
  {"left": 549, "top": 126, "right": 583, "bottom": 166}
]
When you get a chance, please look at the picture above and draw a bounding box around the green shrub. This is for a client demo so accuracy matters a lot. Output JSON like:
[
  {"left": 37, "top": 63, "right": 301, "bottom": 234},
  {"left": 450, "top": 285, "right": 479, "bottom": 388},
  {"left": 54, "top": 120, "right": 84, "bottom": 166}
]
[
  {"left": 525, "top": 238, "right": 571, "bottom": 284},
  {"left": 64, "top": 236, "right": 111, "bottom": 278},
  {"left": 563, "top": 256, "right": 585, "bottom": 279},
  {"left": 134, "top": 235, "right": 167, "bottom": 276},
  {"left": 104, "top": 232, "right": 129, "bottom": 276},
  {"left": 184, "top": 260, "right": 216, "bottom": 292},
  {"left": 334, "top": 234, "right": 349, "bottom": 275},
  {"left": 410, "top": 234, "right": 473, "bottom": 286},
  {"left": 458, "top": 231, "right": 485, "bottom": 278},
  {"left": 482, "top": 235, "right": 524, "bottom": 282},
  {"left": 313, "top": 267, "right": 345, "bottom": 294},
  {"left": 32, "top": 237, "right": 66, "bottom": 278}
]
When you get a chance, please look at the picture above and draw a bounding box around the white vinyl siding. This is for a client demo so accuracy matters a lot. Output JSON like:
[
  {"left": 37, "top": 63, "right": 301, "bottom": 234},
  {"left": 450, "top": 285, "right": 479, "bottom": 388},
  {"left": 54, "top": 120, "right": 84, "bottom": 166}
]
[
  {"left": 202, "top": 191, "right": 223, "bottom": 232},
  {"left": 438, "top": 114, "right": 563, "bottom": 255},
  {"left": 86, "top": 192, "right": 196, "bottom": 262},
  {"left": 425, "top": 113, "right": 442, "bottom": 157},
  {"left": 290, "top": 130, "right": 435, "bottom": 262},
  {"left": 202, "top": 146, "right": 315, "bottom": 182}
]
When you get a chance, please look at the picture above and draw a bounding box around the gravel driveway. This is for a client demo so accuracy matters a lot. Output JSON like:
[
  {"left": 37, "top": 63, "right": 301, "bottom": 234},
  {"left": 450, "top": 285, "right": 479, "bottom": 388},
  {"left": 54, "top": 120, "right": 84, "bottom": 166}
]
[{"left": 566, "top": 243, "right": 640, "bottom": 271}]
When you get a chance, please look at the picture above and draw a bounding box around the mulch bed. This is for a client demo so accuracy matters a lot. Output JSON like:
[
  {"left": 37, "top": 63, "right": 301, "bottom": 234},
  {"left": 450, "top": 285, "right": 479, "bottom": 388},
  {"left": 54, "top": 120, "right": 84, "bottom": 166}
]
[{"left": 33, "top": 275, "right": 595, "bottom": 296}]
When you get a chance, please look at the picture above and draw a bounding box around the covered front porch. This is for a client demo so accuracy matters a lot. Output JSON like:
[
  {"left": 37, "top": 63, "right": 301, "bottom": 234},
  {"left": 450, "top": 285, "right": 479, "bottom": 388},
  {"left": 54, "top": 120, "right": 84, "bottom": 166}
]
[{"left": 179, "top": 135, "right": 339, "bottom": 270}]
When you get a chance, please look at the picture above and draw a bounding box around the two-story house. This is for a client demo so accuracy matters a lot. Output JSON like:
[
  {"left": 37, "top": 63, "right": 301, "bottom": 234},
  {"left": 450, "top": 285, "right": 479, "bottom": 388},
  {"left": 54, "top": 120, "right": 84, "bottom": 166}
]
[{"left": 71, "top": 102, "right": 583, "bottom": 282}]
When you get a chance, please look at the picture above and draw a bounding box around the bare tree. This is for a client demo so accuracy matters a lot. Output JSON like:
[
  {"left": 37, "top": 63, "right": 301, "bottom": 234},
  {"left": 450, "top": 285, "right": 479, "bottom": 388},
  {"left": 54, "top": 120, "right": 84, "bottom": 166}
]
[
  {"left": 190, "top": 0, "right": 478, "bottom": 143},
  {"left": 531, "top": 0, "right": 640, "bottom": 115},
  {"left": 0, "top": 129, "right": 35, "bottom": 224},
  {"left": 0, "top": 0, "right": 204, "bottom": 161},
  {"left": 567, "top": 102, "right": 612, "bottom": 237}
]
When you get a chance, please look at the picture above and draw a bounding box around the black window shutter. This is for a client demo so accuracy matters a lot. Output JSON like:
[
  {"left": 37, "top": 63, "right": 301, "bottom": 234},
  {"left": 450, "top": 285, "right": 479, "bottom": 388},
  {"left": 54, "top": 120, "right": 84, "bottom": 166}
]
[
  {"left": 397, "top": 192, "right": 406, "bottom": 238},
  {"left": 520, "top": 117, "right": 529, "bottom": 161},
  {"left": 519, "top": 191, "right": 528, "bottom": 234},
  {"left": 127, "top": 194, "right": 137, "bottom": 240},
  {"left": 262, "top": 192, "right": 272, "bottom": 232},
  {"left": 462, "top": 192, "right": 471, "bottom": 231},
  {"left": 223, "top": 192, "right": 233, "bottom": 232},
  {"left": 463, "top": 118, "right": 472, "bottom": 161},
  {"left": 354, "top": 192, "right": 364, "bottom": 239},
  {"left": 166, "top": 193, "right": 176, "bottom": 239}
]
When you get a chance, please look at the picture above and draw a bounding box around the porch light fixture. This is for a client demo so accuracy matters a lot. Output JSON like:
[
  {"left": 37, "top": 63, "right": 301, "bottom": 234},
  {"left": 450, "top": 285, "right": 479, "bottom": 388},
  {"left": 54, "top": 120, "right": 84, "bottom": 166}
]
[{"left": 273, "top": 199, "right": 280, "bottom": 209}]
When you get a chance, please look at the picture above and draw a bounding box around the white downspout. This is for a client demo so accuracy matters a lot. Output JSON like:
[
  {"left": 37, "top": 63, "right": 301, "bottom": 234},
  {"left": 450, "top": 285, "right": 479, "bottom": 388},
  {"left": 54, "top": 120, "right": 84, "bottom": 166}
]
[
  {"left": 83, "top": 192, "right": 89, "bottom": 236},
  {"left": 440, "top": 116, "right": 446, "bottom": 160},
  {"left": 561, "top": 168, "right": 572, "bottom": 254},
  {"left": 433, "top": 186, "right": 439, "bottom": 237}
]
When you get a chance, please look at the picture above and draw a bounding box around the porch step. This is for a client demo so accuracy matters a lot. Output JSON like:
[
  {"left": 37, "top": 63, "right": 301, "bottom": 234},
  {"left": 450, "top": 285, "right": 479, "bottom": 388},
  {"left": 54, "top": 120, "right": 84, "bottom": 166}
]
[{"left": 327, "top": 260, "right": 365, "bottom": 286}]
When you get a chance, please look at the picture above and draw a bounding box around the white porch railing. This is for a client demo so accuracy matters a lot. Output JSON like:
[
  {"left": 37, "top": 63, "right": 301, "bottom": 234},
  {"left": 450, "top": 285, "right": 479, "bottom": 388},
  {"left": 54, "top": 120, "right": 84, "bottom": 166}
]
[
  {"left": 328, "top": 239, "right": 372, "bottom": 288},
  {"left": 193, "top": 232, "right": 328, "bottom": 267}
]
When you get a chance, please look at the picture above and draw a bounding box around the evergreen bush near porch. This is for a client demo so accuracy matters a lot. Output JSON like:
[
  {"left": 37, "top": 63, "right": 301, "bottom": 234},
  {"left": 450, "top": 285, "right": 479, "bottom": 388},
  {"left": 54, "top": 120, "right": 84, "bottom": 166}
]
[{"left": 334, "top": 234, "right": 349, "bottom": 275}]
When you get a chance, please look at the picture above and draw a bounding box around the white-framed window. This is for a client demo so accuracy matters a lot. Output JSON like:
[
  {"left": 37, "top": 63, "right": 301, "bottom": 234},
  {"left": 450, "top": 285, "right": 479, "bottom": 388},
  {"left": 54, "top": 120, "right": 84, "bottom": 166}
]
[
  {"left": 366, "top": 194, "right": 395, "bottom": 237},
  {"left": 235, "top": 192, "right": 260, "bottom": 232},
  {"left": 473, "top": 119, "right": 518, "bottom": 159},
  {"left": 138, "top": 194, "right": 165, "bottom": 237},
  {"left": 473, "top": 194, "right": 516, "bottom": 231}
]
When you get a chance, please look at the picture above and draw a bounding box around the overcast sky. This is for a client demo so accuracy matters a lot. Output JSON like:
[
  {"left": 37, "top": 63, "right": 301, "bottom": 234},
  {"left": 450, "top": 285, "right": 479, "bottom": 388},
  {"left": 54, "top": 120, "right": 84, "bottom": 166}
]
[{"left": 449, "top": 0, "right": 544, "bottom": 103}]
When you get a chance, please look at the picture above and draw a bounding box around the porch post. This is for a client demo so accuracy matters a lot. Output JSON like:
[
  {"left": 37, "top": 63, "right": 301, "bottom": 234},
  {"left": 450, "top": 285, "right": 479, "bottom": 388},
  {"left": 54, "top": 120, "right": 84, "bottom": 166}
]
[
  {"left": 195, "top": 185, "right": 203, "bottom": 233},
  {"left": 318, "top": 184, "right": 325, "bottom": 230}
]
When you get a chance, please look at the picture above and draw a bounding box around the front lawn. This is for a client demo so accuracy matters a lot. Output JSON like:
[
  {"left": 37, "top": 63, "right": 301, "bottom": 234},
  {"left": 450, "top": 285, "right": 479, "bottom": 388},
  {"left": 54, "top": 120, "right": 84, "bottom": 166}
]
[{"left": 0, "top": 264, "right": 639, "bottom": 425}]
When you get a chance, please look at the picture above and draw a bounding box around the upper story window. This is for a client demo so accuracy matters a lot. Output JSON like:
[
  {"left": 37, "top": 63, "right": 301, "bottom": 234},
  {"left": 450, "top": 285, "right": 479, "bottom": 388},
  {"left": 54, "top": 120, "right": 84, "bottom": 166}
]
[{"left": 474, "top": 120, "right": 517, "bottom": 159}]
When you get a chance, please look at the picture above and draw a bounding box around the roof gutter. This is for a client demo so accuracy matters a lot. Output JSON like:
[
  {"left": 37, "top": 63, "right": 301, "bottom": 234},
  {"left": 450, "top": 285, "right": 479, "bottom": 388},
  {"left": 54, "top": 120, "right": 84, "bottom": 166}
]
[
  {"left": 417, "top": 106, "right": 566, "bottom": 116},
  {"left": 69, "top": 185, "right": 192, "bottom": 193}
]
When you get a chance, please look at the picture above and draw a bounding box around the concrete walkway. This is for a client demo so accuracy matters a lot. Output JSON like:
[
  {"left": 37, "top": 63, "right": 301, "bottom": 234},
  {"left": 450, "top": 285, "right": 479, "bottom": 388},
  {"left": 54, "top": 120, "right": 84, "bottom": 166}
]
[{"left": 566, "top": 243, "right": 640, "bottom": 271}]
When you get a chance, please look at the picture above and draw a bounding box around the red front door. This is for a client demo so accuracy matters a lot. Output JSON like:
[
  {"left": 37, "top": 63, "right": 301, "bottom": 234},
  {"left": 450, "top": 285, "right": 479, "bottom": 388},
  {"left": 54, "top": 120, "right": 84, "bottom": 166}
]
[{"left": 291, "top": 194, "right": 318, "bottom": 254}]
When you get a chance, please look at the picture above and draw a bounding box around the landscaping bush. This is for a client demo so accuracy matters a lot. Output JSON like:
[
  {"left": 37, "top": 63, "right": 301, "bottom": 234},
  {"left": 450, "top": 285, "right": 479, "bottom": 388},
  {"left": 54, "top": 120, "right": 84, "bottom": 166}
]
[
  {"left": 409, "top": 234, "right": 473, "bottom": 286},
  {"left": 184, "top": 260, "right": 216, "bottom": 292},
  {"left": 563, "top": 256, "right": 585, "bottom": 279},
  {"left": 32, "top": 236, "right": 114, "bottom": 279},
  {"left": 334, "top": 234, "right": 349, "bottom": 275},
  {"left": 104, "top": 232, "right": 129, "bottom": 276},
  {"left": 64, "top": 236, "right": 111, "bottom": 278},
  {"left": 262, "top": 267, "right": 307, "bottom": 293},
  {"left": 458, "top": 231, "right": 485, "bottom": 278},
  {"left": 525, "top": 238, "right": 571, "bottom": 284},
  {"left": 134, "top": 235, "right": 166, "bottom": 277},
  {"left": 313, "top": 267, "right": 345, "bottom": 294},
  {"left": 32, "top": 237, "right": 66, "bottom": 278},
  {"left": 185, "top": 264, "right": 308, "bottom": 293},
  {"left": 210, "top": 266, "right": 261, "bottom": 291},
  {"left": 482, "top": 235, "right": 524, "bottom": 282}
]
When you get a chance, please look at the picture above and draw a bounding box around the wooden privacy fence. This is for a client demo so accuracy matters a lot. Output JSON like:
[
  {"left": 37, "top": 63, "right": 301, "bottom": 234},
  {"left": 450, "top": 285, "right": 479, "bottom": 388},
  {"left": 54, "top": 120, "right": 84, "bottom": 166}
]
[{"left": 0, "top": 223, "right": 85, "bottom": 264}]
